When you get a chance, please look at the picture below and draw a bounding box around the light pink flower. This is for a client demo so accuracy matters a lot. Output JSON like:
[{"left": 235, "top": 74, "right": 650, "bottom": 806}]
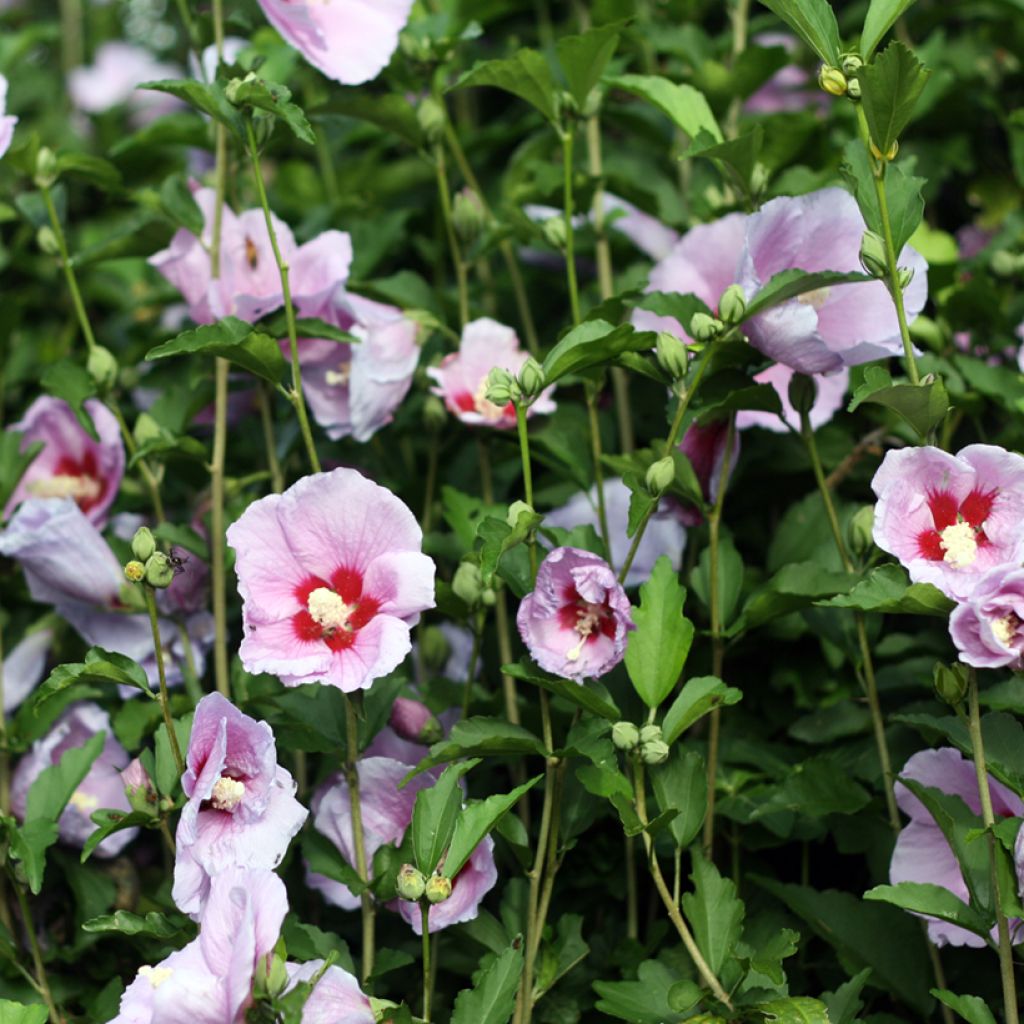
[
  {"left": 517, "top": 546, "right": 635, "bottom": 681},
  {"left": 0, "top": 73, "right": 17, "bottom": 158},
  {"left": 736, "top": 364, "right": 849, "bottom": 433},
  {"left": 112, "top": 867, "right": 288, "bottom": 1024},
  {"left": 949, "top": 566, "right": 1024, "bottom": 669},
  {"left": 256, "top": 0, "right": 413, "bottom": 85},
  {"left": 173, "top": 693, "right": 308, "bottom": 917},
  {"left": 871, "top": 444, "right": 1024, "bottom": 601},
  {"left": 892, "top": 748, "right": 1023, "bottom": 947},
  {"left": 228, "top": 469, "right": 435, "bottom": 691},
  {"left": 284, "top": 960, "right": 374, "bottom": 1024},
  {"left": 3, "top": 627, "right": 52, "bottom": 714},
  {"left": 11, "top": 702, "right": 138, "bottom": 857},
  {"left": 5, "top": 396, "right": 125, "bottom": 527},
  {"left": 427, "top": 318, "right": 556, "bottom": 429}
]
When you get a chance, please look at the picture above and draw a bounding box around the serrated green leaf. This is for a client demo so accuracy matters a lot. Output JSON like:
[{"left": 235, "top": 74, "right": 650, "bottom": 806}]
[
  {"left": 146, "top": 316, "right": 286, "bottom": 384},
  {"left": 0, "top": 1000, "right": 49, "bottom": 1024},
  {"left": 745, "top": 269, "right": 873, "bottom": 320},
  {"left": 821, "top": 563, "right": 953, "bottom": 616},
  {"left": 411, "top": 718, "right": 547, "bottom": 774},
  {"left": 864, "top": 883, "right": 991, "bottom": 938},
  {"left": 40, "top": 361, "right": 99, "bottom": 440},
  {"left": 81, "top": 809, "right": 154, "bottom": 863},
  {"left": 756, "top": 997, "right": 831, "bottom": 1024},
  {"left": 681, "top": 850, "right": 745, "bottom": 974},
  {"left": 556, "top": 24, "right": 620, "bottom": 108},
  {"left": 55, "top": 152, "right": 122, "bottom": 191},
  {"left": 412, "top": 761, "right": 476, "bottom": 875},
  {"left": 33, "top": 653, "right": 154, "bottom": 714},
  {"left": 0, "top": 431, "right": 44, "bottom": 511},
  {"left": 662, "top": 676, "right": 743, "bottom": 744},
  {"left": 845, "top": 364, "right": 948, "bottom": 438},
  {"left": 227, "top": 75, "right": 315, "bottom": 144},
  {"left": 841, "top": 139, "right": 925, "bottom": 253},
  {"left": 81, "top": 909, "right": 188, "bottom": 939},
  {"left": 857, "top": 42, "right": 931, "bottom": 154},
  {"left": 141, "top": 78, "right": 244, "bottom": 139},
  {"left": 542, "top": 320, "right": 654, "bottom": 385},
  {"left": 455, "top": 50, "right": 559, "bottom": 124},
  {"left": 450, "top": 943, "right": 524, "bottom": 1024},
  {"left": 931, "top": 989, "right": 998, "bottom": 1024},
  {"left": 610, "top": 74, "right": 722, "bottom": 142},
  {"left": 503, "top": 661, "right": 621, "bottom": 722},
  {"left": 650, "top": 749, "right": 706, "bottom": 847}
]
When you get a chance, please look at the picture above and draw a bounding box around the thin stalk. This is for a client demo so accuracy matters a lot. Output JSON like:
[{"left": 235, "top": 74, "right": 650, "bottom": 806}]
[
  {"left": 561, "top": 130, "right": 581, "bottom": 326},
  {"left": 422, "top": 434, "right": 440, "bottom": 534},
  {"left": 159, "top": 816, "right": 177, "bottom": 857},
  {"left": 12, "top": 882, "right": 60, "bottom": 1024},
  {"left": 515, "top": 403, "right": 538, "bottom": 576},
  {"left": 632, "top": 762, "right": 733, "bottom": 1008},
  {"left": 724, "top": 0, "right": 751, "bottom": 138},
  {"left": 210, "top": 359, "right": 231, "bottom": 698},
  {"left": 434, "top": 142, "right": 469, "bottom": 328},
  {"left": 585, "top": 390, "right": 612, "bottom": 562},
  {"left": 58, "top": 0, "right": 82, "bottom": 75},
  {"left": 258, "top": 384, "right": 285, "bottom": 494},
  {"left": 143, "top": 588, "right": 185, "bottom": 777},
  {"left": 968, "top": 672, "right": 1020, "bottom": 1024},
  {"left": 0, "top": 625, "right": 10, "bottom": 935},
  {"left": 245, "top": 120, "right": 320, "bottom": 474},
  {"left": 176, "top": 623, "right": 204, "bottom": 705},
  {"left": 625, "top": 835, "right": 639, "bottom": 940},
  {"left": 421, "top": 903, "right": 433, "bottom": 1022},
  {"left": 107, "top": 403, "right": 166, "bottom": 523},
  {"left": 344, "top": 697, "right": 375, "bottom": 984},
  {"left": 41, "top": 184, "right": 96, "bottom": 351}
]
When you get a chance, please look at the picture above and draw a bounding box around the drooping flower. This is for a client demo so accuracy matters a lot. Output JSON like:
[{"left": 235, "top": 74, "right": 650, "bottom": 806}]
[
  {"left": 111, "top": 867, "right": 288, "bottom": 1024},
  {"left": 173, "top": 693, "right": 308, "bottom": 917},
  {"left": 284, "top": 960, "right": 374, "bottom": 1024},
  {"left": 227, "top": 468, "right": 435, "bottom": 692},
  {"left": 677, "top": 420, "right": 739, "bottom": 526},
  {"left": 11, "top": 702, "right": 138, "bottom": 857},
  {"left": 949, "top": 566, "right": 1024, "bottom": 669},
  {"left": 871, "top": 444, "right": 1024, "bottom": 601},
  {"left": 739, "top": 188, "right": 928, "bottom": 374},
  {"left": 735, "top": 363, "right": 849, "bottom": 433},
  {"left": 545, "top": 479, "right": 687, "bottom": 588},
  {"left": 427, "top": 318, "right": 556, "bottom": 429},
  {"left": 3, "top": 627, "right": 52, "bottom": 714},
  {"left": 0, "top": 73, "right": 17, "bottom": 158},
  {"left": 5, "top": 397, "right": 125, "bottom": 527},
  {"left": 891, "top": 748, "right": 1023, "bottom": 947},
  {"left": 517, "top": 546, "right": 635, "bottom": 680},
  {"left": 255, "top": 0, "right": 413, "bottom": 85}
]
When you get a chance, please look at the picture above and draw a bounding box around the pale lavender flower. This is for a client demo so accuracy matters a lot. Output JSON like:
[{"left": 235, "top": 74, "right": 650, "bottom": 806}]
[
  {"left": 3, "top": 628, "right": 53, "bottom": 714},
  {"left": 0, "top": 73, "right": 17, "bottom": 158},
  {"left": 950, "top": 566, "right": 1024, "bottom": 669},
  {"left": 735, "top": 363, "right": 849, "bottom": 433},
  {"left": 284, "top": 960, "right": 374, "bottom": 1024}
]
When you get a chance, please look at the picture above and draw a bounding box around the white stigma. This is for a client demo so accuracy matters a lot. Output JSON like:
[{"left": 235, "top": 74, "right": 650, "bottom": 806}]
[
  {"left": 28, "top": 474, "right": 102, "bottom": 503},
  {"left": 139, "top": 965, "right": 174, "bottom": 989},
  {"left": 472, "top": 378, "right": 506, "bottom": 422},
  {"left": 307, "top": 587, "right": 353, "bottom": 632},
  {"left": 940, "top": 521, "right": 978, "bottom": 569},
  {"left": 797, "top": 287, "right": 831, "bottom": 310},
  {"left": 992, "top": 613, "right": 1021, "bottom": 647},
  {"left": 210, "top": 776, "right": 245, "bottom": 812},
  {"left": 69, "top": 790, "right": 98, "bottom": 813},
  {"left": 325, "top": 361, "right": 352, "bottom": 387},
  {"left": 566, "top": 603, "right": 602, "bottom": 662}
]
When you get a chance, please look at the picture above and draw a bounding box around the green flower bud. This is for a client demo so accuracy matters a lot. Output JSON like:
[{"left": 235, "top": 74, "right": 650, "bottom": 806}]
[
  {"left": 689, "top": 312, "right": 723, "bottom": 342},
  {"left": 484, "top": 366, "right": 519, "bottom": 406},
  {"left": 656, "top": 332, "right": 689, "bottom": 380},
  {"left": 133, "top": 412, "right": 164, "bottom": 447},
  {"left": 848, "top": 505, "right": 875, "bottom": 556},
  {"left": 224, "top": 73, "right": 254, "bottom": 105},
  {"left": 859, "top": 230, "right": 888, "bottom": 279},
  {"left": 990, "top": 250, "right": 1017, "bottom": 278},
  {"left": 452, "top": 561, "right": 485, "bottom": 607},
  {"left": 131, "top": 526, "right": 157, "bottom": 562},
  {"left": 897, "top": 266, "right": 915, "bottom": 291},
  {"left": 645, "top": 456, "right": 675, "bottom": 498},
  {"left": 124, "top": 560, "right": 146, "bottom": 584},
  {"left": 640, "top": 739, "right": 670, "bottom": 765},
  {"left": 452, "top": 187, "right": 486, "bottom": 245},
  {"left": 933, "top": 661, "right": 969, "bottom": 708},
  {"left": 34, "top": 146, "right": 59, "bottom": 189},
  {"left": 397, "top": 864, "right": 427, "bottom": 902},
  {"left": 36, "top": 226, "right": 60, "bottom": 257},
  {"left": 417, "top": 97, "right": 447, "bottom": 144},
  {"left": 419, "top": 625, "right": 451, "bottom": 673},
  {"left": 144, "top": 552, "right": 176, "bottom": 589},
  {"left": 507, "top": 500, "right": 535, "bottom": 527},
  {"left": 638, "top": 724, "right": 662, "bottom": 746},
  {"left": 87, "top": 345, "right": 119, "bottom": 392},
  {"left": 817, "top": 66, "right": 848, "bottom": 97},
  {"left": 845, "top": 78, "right": 862, "bottom": 100},
  {"left": 787, "top": 373, "right": 817, "bottom": 416},
  {"left": 518, "top": 357, "right": 545, "bottom": 399},
  {"left": 611, "top": 721, "right": 640, "bottom": 751},
  {"left": 266, "top": 953, "right": 289, "bottom": 998},
  {"left": 718, "top": 284, "right": 747, "bottom": 325},
  {"left": 481, "top": 586, "right": 497, "bottom": 607},
  {"left": 541, "top": 215, "right": 567, "bottom": 251},
  {"left": 422, "top": 394, "right": 447, "bottom": 433},
  {"left": 425, "top": 873, "right": 453, "bottom": 904},
  {"left": 840, "top": 54, "right": 864, "bottom": 76}
]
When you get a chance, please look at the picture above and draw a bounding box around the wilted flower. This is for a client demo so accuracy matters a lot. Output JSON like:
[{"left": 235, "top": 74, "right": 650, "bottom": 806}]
[
  {"left": 517, "top": 546, "right": 634, "bottom": 681},
  {"left": 871, "top": 444, "right": 1024, "bottom": 601},
  {"left": 284, "top": 960, "right": 375, "bottom": 1024},
  {"left": 255, "top": 0, "right": 413, "bottom": 85},
  {"left": 739, "top": 188, "right": 928, "bottom": 374},
  {"left": 173, "top": 693, "right": 308, "bottom": 917},
  {"left": 227, "top": 468, "right": 435, "bottom": 692},
  {"left": 5, "top": 397, "right": 125, "bottom": 527},
  {"left": 736, "top": 363, "right": 849, "bottom": 433},
  {"left": 11, "top": 702, "right": 138, "bottom": 857},
  {"left": 891, "top": 748, "right": 1023, "bottom": 947},
  {"left": 949, "top": 566, "right": 1024, "bottom": 669},
  {"left": 2, "top": 627, "right": 52, "bottom": 714},
  {"left": 0, "top": 73, "right": 17, "bottom": 158},
  {"left": 427, "top": 318, "right": 556, "bottom": 429}
]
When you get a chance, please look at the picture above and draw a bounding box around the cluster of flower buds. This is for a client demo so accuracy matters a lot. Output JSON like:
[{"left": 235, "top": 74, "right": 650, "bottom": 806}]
[
  {"left": 484, "top": 359, "right": 547, "bottom": 408},
  {"left": 690, "top": 311, "right": 724, "bottom": 343},
  {"left": 818, "top": 55, "right": 864, "bottom": 100},
  {"left": 123, "top": 526, "right": 175, "bottom": 589},
  {"left": 611, "top": 721, "right": 669, "bottom": 764},
  {"left": 396, "top": 864, "right": 452, "bottom": 904},
  {"left": 452, "top": 560, "right": 496, "bottom": 609}
]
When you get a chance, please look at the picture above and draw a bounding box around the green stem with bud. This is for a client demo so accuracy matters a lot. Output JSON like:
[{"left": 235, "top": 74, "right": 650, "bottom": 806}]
[{"left": 142, "top": 587, "right": 185, "bottom": 777}]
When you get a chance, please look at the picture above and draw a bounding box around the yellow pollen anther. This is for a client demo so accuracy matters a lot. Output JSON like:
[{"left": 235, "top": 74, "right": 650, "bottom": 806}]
[
  {"left": 210, "top": 776, "right": 245, "bottom": 812},
  {"left": 307, "top": 587, "right": 353, "bottom": 632},
  {"left": 139, "top": 965, "right": 174, "bottom": 989},
  {"left": 992, "top": 613, "right": 1020, "bottom": 647},
  {"left": 797, "top": 287, "right": 831, "bottom": 310},
  {"left": 325, "top": 361, "right": 352, "bottom": 387},
  {"left": 472, "top": 378, "right": 506, "bottom": 422},
  {"left": 69, "top": 790, "right": 99, "bottom": 813},
  {"left": 28, "top": 474, "right": 102, "bottom": 503},
  {"left": 566, "top": 604, "right": 601, "bottom": 662},
  {"left": 940, "top": 521, "right": 978, "bottom": 569}
]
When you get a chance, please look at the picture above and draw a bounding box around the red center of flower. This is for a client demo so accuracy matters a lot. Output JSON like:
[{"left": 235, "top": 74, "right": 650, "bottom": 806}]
[
  {"left": 916, "top": 487, "right": 996, "bottom": 561},
  {"left": 292, "top": 567, "right": 379, "bottom": 652},
  {"left": 29, "top": 452, "right": 104, "bottom": 513},
  {"left": 556, "top": 584, "right": 617, "bottom": 652}
]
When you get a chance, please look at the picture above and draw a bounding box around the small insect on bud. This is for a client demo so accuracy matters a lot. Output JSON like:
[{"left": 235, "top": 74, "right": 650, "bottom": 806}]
[
  {"left": 518, "top": 357, "right": 545, "bottom": 400},
  {"left": 848, "top": 505, "right": 875, "bottom": 557},
  {"left": 452, "top": 187, "right": 487, "bottom": 245},
  {"left": 144, "top": 552, "right": 176, "bottom": 589},
  {"left": 131, "top": 526, "right": 157, "bottom": 562},
  {"left": 34, "top": 146, "right": 59, "bottom": 189},
  {"left": 417, "top": 96, "right": 447, "bottom": 144},
  {"left": 87, "top": 345, "right": 119, "bottom": 392},
  {"left": 541, "top": 215, "right": 567, "bottom": 251},
  {"left": 124, "top": 560, "right": 146, "bottom": 584},
  {"left": 859, "top": 230, "right": 888, "bottom": 279},
  {"left": 818, "top": 65, "right": 848, "bottom": 96},
  {"left": 645, "top": 457, "right": 675, "bottom": 498},
  {"left": 933, "top": 661, "right": 969, "bottom": 708},
  {"left": 452, "top": 561, "right": 486, "bottom": 608},
  {"left": 717, "top": 284, "right": 747, "bottom": 325},
  {"left": 840, "top": 54, "right": 864, "bottom": 76},
  {"left": 638, "top": 724, "right": 663, "bottom": 746},
  {"left": 640, "top": 739, "right": 670, "bottom": 765},
  {"left": 787, "top": 373, "right": 817, "bottom": 417},
  {"left": 484, "top": 366, "right": 519, "bottom": 407},
  {"left": 397, "top": 864, "right": 428, "bottom": 902},
  {"left": 656, "top": 332, "right": 690, "bottom": 380},
  {"left": 425, "top": 873, "right": 453, "bottom": 904},
  {"left": 611, "top": 721, "right": 640, "bottom": 751},
  {"left": 689, "top": 312, "right": 723, "bottom": 342}
]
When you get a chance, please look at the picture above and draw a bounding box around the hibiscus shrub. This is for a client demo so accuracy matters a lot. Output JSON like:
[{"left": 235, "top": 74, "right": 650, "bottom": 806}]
[{"left": 2, "top": 0, "right": 1024, "bottom": 1022}]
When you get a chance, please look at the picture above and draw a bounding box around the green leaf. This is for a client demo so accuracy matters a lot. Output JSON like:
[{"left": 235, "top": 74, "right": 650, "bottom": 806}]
[
  {"left": 154, "top": 714, "right": 192, "bottom": 797},
  {"left": 412, "top": 761, "right": 476, "bottom": 875},
  {"left": 822, "top": 969, "right": 871, "bottom": 1024},
  {"left": 56, "top": 152, "right": 122, "bottom": 191},
  {"left": 821, "top": 563, "right": 953, "bottom": 616},
  {"left": 856, "top": 42, "right": 930, "bottom": 155},
  {"left": 542, "top": 321, "right": 654, "bottom": 385},
  {"left": 412, "top": 717, "right": 548, "bottom": 774},
  {"left": 846, "top": 364, "right": 948, "bottom": 438},
  {"left": 504, "top": 662, "right": 621, "bottom": 722},
  {"left": 687, "top": 126, "right": 764, "bottom": 195},
  {"left": 478, "top": 505, "right": 543, "bottom": 586},
  {"left": 556, "top": 24, "right": 620, "bottom": 108},
  {"left": 535, "top": 914, "right": 590, "bottom": 999},
  {"left": 842, "top": 140, "right": 925, "bottom": 253},
  {"left": 450, "top": 943, "right": 524, "bottom": 1024},
  {"left": 81, "top": 910, "right": 188, "bottom": 939},
  {"left": 624, "top": 557, "right": 694, "bottom": 709},
  {"left": 575, "top": 759, "right": 644, "bottom": 836},
  {"left": 151, "top": 522, "right": 210, "bottom": 561},
  {"left": 662, "top": 676, "right": 743, "bottom": 744},
  {"left": 650, "top": 749, "right": 706, "bottom": 847},
  {"left": 759, "top": 0, "right": 842, "bottom": 65},
  {"left": 81, "top": 810, "right": 154, "bottom": 863},
  {"left": 141, "top": 78, "right": 244, "bottom": 139},
  {"left": 40, "top": 361, "right": 99, "bottom": 440},
  {"left": 610, "top": 74, "right": 722, "bottom": 142},
  {"left": 324, "top": 91, "right": 423, "bottom": 146},
  {"left": 226, "top": 75, "right": 315, "bottom": 144},
  {"left": 159, "top": 174, "right": 204, "bottom": 235},
  {"left": 634, "top": 291, "right": 712, "bottom": 332},
  {"left": 146, "top": 317, "right": 286, "bottom": 384},
  {"left": 864, "top": 883, "right": 991, "bottom": 939},
  {"left": 0, "top": 1001, "right": 49, "bottom": 1024},
  {"left": 736, "top": 562, "right": 857, "bottom": 632},
  {"left": 455, "top": 50, "right": 559, "bottom": 125},
  {"left": 931, "top": 990, "right": 998, "bottom": 1024},
  {"left": 681, "top": 849, "right": 744, "bottom": 974},
  {"left": 0, "top": 431, "right": 43, "bottom": 510},
  {"left": 861, "top": 0, "right": 917, "bottom": 58},
  {"left": 756, "top": 998, "right": 831, "bottom": 1024},
  {"left": 444, "top": 776, "right": 542, "bottom": 879},
  {"left": 594, "top": 961, "right": 697, "bottom": 1023},
  {"left": 745, "top": 268, "right": 873, "bottom": 320},
  {"left": 302, "top": 829, "right": 368, "bottom": 896}
]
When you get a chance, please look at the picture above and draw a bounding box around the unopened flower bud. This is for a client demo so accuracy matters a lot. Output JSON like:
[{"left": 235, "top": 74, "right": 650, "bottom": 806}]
[
  {"left": 131, "top": 526, "right": 157, "bottom": 562},
  {"left": 266, "top": 953, "right": 289, "bottom": 998},
  {"left": 689, "top": 312, "right": 723, "bottom": 342},
  {"left": 611, "top": 721, "right": 640, "bottom": 751},
  {"left": 640, "top": 739, "right": 670, "bottom": 765},
  {"left": 581, "top": 85, "right": 603, "bottom": 119},
  {"left": 645, "top": 457, "right": 675, "bottom": 497},
  {"left": 818, "top": 65, "right": 848, "bottom": 96},
  {"left": 638, "top": 724, "right": 663, "bottom": 745},
  {"left": 124, "top": 560, "right": 145, "bottom": 584},
  {"left": 422, "top": 394, "right": 447, "bottom": 433},
  {"left": 869, "top": 139, "right": 899, "bottom": 162},
  {"left": 418, "top": 625, "right": 451, "bottom": 673},
  {"left": 452, "top": 187, "right": 486, "bottom": 245},
  {"left": 452, "top": 561, "right": 485, "bottom": 607},
  {"left": 34, "top": 146, "right": 59, "bottom": 189},
  {"left": 506, "top": 500, "right": 533, "bottom": 527},
  {"left": 845, "top": 78, "right": 862, "bottom": 100},
  {"left": 390, "top": 697, "right": 443, "bottom": 745},
  {"left": 121, "top": 757, "right": 156, "bottom": 814},
  {"left": 397, "top": 863, "right": 427, "bottom": 902},
  {"left": 417, "top": 97, "right": 447, "bottom": 144},
  {"left": 87, "top": 345, "right": 119, "bottom": 392},
  {"left": 841, "top": 54, "right": 864, "bottom": 76},
  {"left": 541, "top": 215, "right": 567, "bottom": 250},
  {"left": 133, "top": 412, "right": 164, "bottom": 447},
  {"left": 656, "top": 332, "right": 689, "bottom": 380},
  {"left": 788, "top": 373, "right": 817, "bottom": 416},
  {"left": 425, "top": 873, "right": 453, "bottom": 904},
  {"left": 484, "top": 366, "right": 518, "bottom": 406},
  {"left": 859, "top": 230, "right": 888, "bottom": 278},
  {"left": 36, "top": 226, "right": 60, "bottom": 257},
  {"left": 718, "top": 284, "right": 747, "bottom": 325},
  {"left": 518, "top": 357, "right": 545, "bottom": 399},
  {"left": 144, "top": 552, "right": 175, "bottom": 589},
  {"left": 848, "top": 505, "right": 875, "bottom": 556},
  {"left": 933, "top": 661, "right": 969, "bottom": 708},
  {"left": 897, "top": 266, "right": 915, "bottom": 291}
]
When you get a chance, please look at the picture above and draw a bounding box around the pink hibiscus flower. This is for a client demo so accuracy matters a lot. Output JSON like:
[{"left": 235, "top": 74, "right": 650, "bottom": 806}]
[
  {"left": 0, "top": 73, "right": 17, "bottom": 158},
  {"left": 949, "top": 566, "right": 1024, "bottom": 670},
  {"left": 735, "top": 363, "right": 849, "bottom": 433}
]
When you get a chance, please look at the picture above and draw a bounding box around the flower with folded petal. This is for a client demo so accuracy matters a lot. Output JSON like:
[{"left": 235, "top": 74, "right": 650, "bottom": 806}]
[
  {"left": 5, "top": 397, "right": 124, "bottom": 527},
  {"left": 173, "top": 693, "right": 308, "bottom": 917},
  {"left": 227, "top": 468, "right": 435, "bottom": 691},
  {"left": 871, "top": 444, "right": 1024, "bottom": 601},
  {"left": 949, "top": 566, "right": 1024, "bottom": 669},
  {"left": 11, "top": 702, "right": 138, "bottom": 857},
  {"left": 255, "top": 0, "right": 413, "bottom": 85},
  {"left": 891, "top": 748, "right": 1023, "bottom": 947},
  {"left": 3, "top": 627, "right": 52, "bottom": 714},
  {"left": 517, "top": 547, "right": 635, "bottom": 681},
  {"left": 112, "top": 867, "right": 288, "bottom": 1024},
  {"left": 736, "top": 363, "right": 849, "bottom": 433},
  {"left": 428, "top": 318, "right": 556, "bottom": 429},
  {"left": 738, "top": 188, "right": 928, "bottom": 374},
  {"left": 284, "top": 960, "right": 374, "bottom": 1024},
  {"left": 0, "top": 73, "right": 17, "bottom": 159}
]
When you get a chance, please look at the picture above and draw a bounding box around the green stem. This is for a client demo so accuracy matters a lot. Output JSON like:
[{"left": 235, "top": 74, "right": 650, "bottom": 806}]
[
  {"left": 421, "top": 903, "right": 433, "bottom": 1022},
  {"left": 462, "top": 620, "right": 484, "bottom": 720},
  {"left": 258, "top": 383, "right": 285, "bottom": 494},
  {"left": 0, "top": 625, "right": 10, "bottom": 936},
  {"left": 515, "top": 403, "right": 538, "bottom": 577},
  {"left": 434, "top": 141, "right": 469, "bottom": 328},
  {"left": 12, "top": 881, "right": 60, "bottom": 1024},
  {"left": 967, "top": 672, "right": 1020, "bottom": 1024},
  {"left": 344, "top": 697, "right": 375, "bottom": 984},
  {"left": 210, "top": 359, "right": 231, "bottom": 698},
  {"left": 562, "top": 130, "right": 581, "bottom": 326},
  {"left": 176, "top": 623, "right": 204, "bottom": 705},
  {"left": 625, "top": 834, "right": 639, "bottom": 940},
  {"left": 142, "top": 588, "right": 185, "bottom": 777},
  {"left": 586, "top": 390, "right": 612, "bottom": 565},
  {"left": 58, "top": 0, "right": 82, "bottom": 75},
  {"left": 41, "top": 184, "right": 96, "bottom": 351},
  {"left": 244, "top": 120, "right": 320, "bottom": 475},
  {"left": 724, "top": 0, "right": 751, "bottom": 139},
  {"left": 421, "top": 433, "right": 440, "bottom": 534}
]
